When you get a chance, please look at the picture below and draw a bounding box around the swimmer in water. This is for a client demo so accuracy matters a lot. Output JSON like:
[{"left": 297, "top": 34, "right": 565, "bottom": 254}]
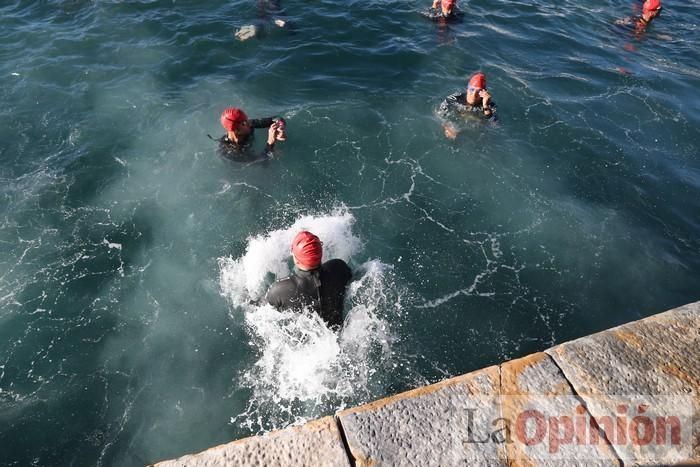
[
  {"left": 430, "top": 0, "right": 456, "bottom": 18},
  {"left": 265, "top": 231, "right": 352, "bottom": 330},
  {"left": 615, "top": 0, "right": 662, "bottom": 35},
  {"left": 438, "top": 72, "right": 497, "bottom": 139},
  {"left": 215, "top": 107, "right": 286, "bottom": 161},
  {"left": 423, "top": 0, "right": 463, "bottom": 22},
  {"left": 235, "top": 0, "right": 288, "bottom": 40}
]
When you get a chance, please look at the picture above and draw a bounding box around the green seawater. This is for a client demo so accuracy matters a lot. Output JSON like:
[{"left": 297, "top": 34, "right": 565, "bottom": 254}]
[{"left": 0, "top": 0, "right": 698, "bottom": 464}]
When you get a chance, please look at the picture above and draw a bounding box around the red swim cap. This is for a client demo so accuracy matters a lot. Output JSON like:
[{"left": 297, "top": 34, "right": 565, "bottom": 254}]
[
  {"left": 220, "top": 107, "right": 248, "bottom": 131},
  {"left": 291, "top": 231, "right": 323, "bottom": 270},
  {"left": 642, "top": 0, "right": 661, "bottom": 13},
  {"left": 468, "top": 72, "right": 486, "bottom": 90},
  {"left": 441, "top": 0, "right": 456, "bottom": 8}
]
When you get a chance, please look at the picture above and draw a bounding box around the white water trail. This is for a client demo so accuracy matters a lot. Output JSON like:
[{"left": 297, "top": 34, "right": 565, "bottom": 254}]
[{"left": 218, "top": 210, "right": 405, "bottom": 432}]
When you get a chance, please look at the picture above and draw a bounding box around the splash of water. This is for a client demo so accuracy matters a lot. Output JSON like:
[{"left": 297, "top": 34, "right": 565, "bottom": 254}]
[
  {"left": 218, "top": 210, "right": 407, "bottom": 433},
  {"left": 218, "top": 210, "right": 362, "bottom": 306}
]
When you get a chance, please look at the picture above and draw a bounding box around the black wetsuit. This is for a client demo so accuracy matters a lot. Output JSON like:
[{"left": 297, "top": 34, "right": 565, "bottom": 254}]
[
  {"left": 422, "top": 8, "right": 464, "bottom": 23},
  {"left": 265, "top": 259, "right": 352, "bottom": 328},
  {"left": 438, "top": 92, "right": 498, "bottom": 122},
  {"left": 614, "top": 15, "right": 657, "bottom": 35},
  {"left": 216, "top": 117, "right": 279, "bottom": 162}
]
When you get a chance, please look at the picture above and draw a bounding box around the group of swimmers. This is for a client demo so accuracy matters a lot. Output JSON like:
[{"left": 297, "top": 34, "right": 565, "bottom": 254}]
[{"left": 215, "top": 0, "right": 664, "bottom": 329}]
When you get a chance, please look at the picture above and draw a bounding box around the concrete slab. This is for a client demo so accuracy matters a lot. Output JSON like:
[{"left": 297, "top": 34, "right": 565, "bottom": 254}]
[
  {"left": 154, "top": 416, "right": 350, "bottom": 467},
  {"left": 337, "top": 365, "right": 506, "bottom": 467},
  {"left": 501, "top": 352, "right": 620, "bottom": 466},
  {"left": 545, "top": 301, "right": 700, "bottom": 465}
]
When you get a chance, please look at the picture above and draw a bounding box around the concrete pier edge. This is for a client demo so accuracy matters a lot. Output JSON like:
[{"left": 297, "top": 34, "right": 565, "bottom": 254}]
[{"left": 153, "top": 300, "right": 699, "bottom": 466}]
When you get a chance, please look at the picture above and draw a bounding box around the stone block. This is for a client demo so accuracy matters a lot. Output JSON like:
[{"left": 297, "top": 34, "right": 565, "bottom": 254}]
[
  {"left": 154, "top": 416, "right": 350, "bottom": 467},
  {"left": 501, "top": 352, "right": 620, "bottom": 466},
  {"left": 337, "top": 365, "right": 506, "bottom": 466},
  {"left": 545, "top": 301, "right": 700, "bottom": 465}
]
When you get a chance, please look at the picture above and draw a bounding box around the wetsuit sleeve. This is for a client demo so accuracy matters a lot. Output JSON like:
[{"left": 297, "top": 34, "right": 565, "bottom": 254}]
[
  {"left": 249, "top": 117, "right": 276, "bottom": 129},
  {"left": 421, "top": 8, "right": 439, "bottom": 20},
  {"left": 265, "top": 278, "right": 296, "bottom": 309},
  {"left": 325, "top": 259, "right": 352, "bottom": 285},
  {"left": 438, "top": 93, "right": 468, "bottom": 120},
  {"left": 484, "top": 101, "right": 498, "bottom": 122},
  {"left": 340, "top": 260, "right": 352, "bottom": 284},
  {"left": 250, "top": 117, "right": 281, "bottom": 158}
]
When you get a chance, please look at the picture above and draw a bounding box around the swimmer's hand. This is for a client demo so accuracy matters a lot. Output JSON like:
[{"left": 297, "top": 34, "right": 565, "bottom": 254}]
[
  {"left": 479, "top": 89, "right": 492, "bottom": 106},
  {"left": 235, "top": 24, "right": 257, "bottom": 41},
  {"left": 443, "top": 124, "right": 457, "bottom": 140},
  {"left": 479, "top": 90, "right": 493, "bottom": 115},
  {"left": 267, "top": 119, "right": 286, "bottom": 144}
]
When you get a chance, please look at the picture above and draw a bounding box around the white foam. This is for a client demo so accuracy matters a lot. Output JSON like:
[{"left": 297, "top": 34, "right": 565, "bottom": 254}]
[
  {"left": 102, "top": 239, "right": 122, "bottom": 250},
  {"left": 218, "top": 210, "right": 405, "bottom": 432},
  {"left": 218, "top": 210, "right": 362, "bottom": 306}
]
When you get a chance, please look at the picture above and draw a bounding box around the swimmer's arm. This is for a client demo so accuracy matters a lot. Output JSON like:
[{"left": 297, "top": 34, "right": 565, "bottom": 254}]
[
  {"left": 443, "top": 122, "right": 458, "bottom": 140},
  {"left": 250, "top": 116, "right": 286, "bottom": 129},
  {"left": 431, "top": 0, "right": 439, "bottom": 8},
  {"left": 340, "top": 260, "right": 352, "bottom": 284},
  {"left": 264, "top": 286, "right": 282, "bottom": 309},
  {"left": 437, "top": 96, "right": 460, "bottom": 139},
  {"left": 250, "top": 117, "right": 275, "bottom": 129},
  {"left": 479, "top": 90, "right": 494, "bottom": 118},
  {"left": 438, "top": 93, "right": 465, "bottom": 117},
  {"left": 265, "top": 278, "right": 296, "bottom": 309},
  {"left": 263, "top": 119, "right": 286, "bottom": 157},
  {"left": 483, "top": 105, "right": 498, "bottom": 123}
]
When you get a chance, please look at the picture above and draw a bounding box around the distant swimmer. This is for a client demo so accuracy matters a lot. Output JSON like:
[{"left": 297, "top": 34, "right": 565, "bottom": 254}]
[
  {"left": 235, "top": 0, "right": 288, "bottom": 40},
  {"left": 265, "top": 231, "right": 352, "bottom": 329},
  {"left": 438, "top": 72, "right": 497, "bottom": 139},
  {"left": 214, "top": 107, "right": 286, "bottom": 161},
  {"left": 423, "top": 0, "right": 463, "bottom": 22},
  {"left": 615, "top": 0, "right": 662, "bottom": 35}
]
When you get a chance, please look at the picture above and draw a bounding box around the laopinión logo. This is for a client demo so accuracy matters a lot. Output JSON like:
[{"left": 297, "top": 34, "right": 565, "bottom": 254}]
[{"left": 461, "top": 395, "right": 694, "bottom": 464}]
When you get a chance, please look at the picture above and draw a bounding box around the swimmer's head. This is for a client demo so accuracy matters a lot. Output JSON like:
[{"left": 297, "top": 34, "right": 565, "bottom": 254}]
[
  {"left": 467, "top": 72, "right": 486, "bottom": 91},
  {"left": 642, "top": 0, "right": 662, "bottom": 19},
  {"left": 291, "top": 231, "right": 323, "bottom": 270},
  {"left": 441, "top": 0, "right": 456, "bottom": 15},
  {"left": 220, "top": 107, "right": 249, "bottom": 131},
  {"left": 466, "top": 72, "right": 488, "bottom": 105}
]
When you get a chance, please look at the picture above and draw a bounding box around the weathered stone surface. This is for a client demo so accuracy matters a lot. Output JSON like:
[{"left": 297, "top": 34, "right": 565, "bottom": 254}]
[
  {"left": 501, "top": 352, "right": 620, "bottom": 466},
  {"left": 153, "top": 301, "right": 700, "bottom": 467},
  {"left": 545, "top": 301, "right": 700, "bottom": 465},
  {"left": 337, "top": 365, "right": 506, "bottom": 466},
  {"left": 502, "top": 352, "right": 573, "bottom": 397},
  {"left": 154, "top": 416, "right": 350, "bottom": 467}
]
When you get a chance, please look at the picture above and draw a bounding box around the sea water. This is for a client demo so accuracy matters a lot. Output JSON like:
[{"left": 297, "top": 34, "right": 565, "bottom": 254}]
[{"left": 0, "top": 0, "right": 699, "bottom": 465}]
